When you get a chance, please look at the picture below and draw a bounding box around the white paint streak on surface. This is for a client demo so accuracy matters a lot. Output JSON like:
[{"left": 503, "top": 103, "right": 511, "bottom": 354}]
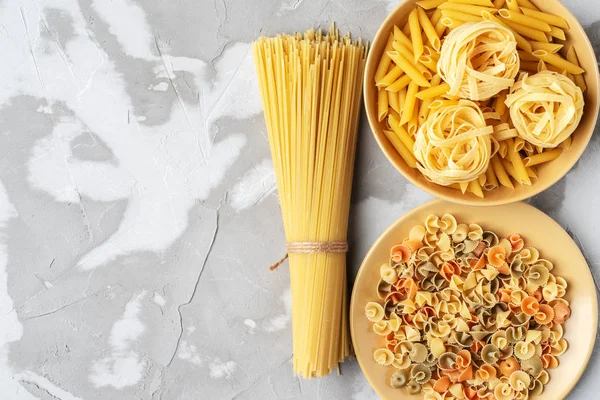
[
  {"left": 15, "top": 371, "right": 82, "bottom": 400},
  {"left": 152, "top": 293, "right": 165, "bottom": 307},
  {"left": 150, "top": 82, "right": 169, "bottom": 91},
  {"left": 229, "top": 159, "right": 276, "bottom": 211},
  {"left": 208, "top": 359, "right": 237, "bottom": 379},
  {"left": 91, "top": 0, "right": 154, "bottom": 59},
  {"left": 89, "top": 291, "right": 147, "bottom": 388},
  {"left": 177, "top": 340, "right": 203, "bottom": 366},
  {"left": 263, "top": 288, "right": 292, "bottom": 332}
]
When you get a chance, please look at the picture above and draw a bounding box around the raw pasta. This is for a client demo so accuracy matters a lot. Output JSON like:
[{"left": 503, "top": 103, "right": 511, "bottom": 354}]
[
  {"left": 375, "top": 0, "right": 588, "bottom": 198},
  {"left": 365, "top": 214, "right": 571, "bottom": 400}
]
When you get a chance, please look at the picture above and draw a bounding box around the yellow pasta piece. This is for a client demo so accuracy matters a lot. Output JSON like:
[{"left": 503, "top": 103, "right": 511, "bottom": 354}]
[
  {"left": 419, "top": 55, "right": 439, "bottom": 73},
  {"left": 430, "top": 8, "right": 443, "bottom": 26},
  {"left": 392, "top": 42, "right": 433, "bottom": 80},
  {"left": 532, "top": 50, "right": 584, "bottom": 74},
  {"left": 399, "top": 87, "right": 408, "bottom": 113},
  {"left": 518, "top": 50, "right": 538, "bottom": 61},
  {"left": 393, "top": 25, "right": 414, "bottom": 50},
  {"left": 377, "top": 66, "right": 404, "bottom": 87},
  {"left": 441, "top": 9, "right": 484, "bottom": 23},
  {"left": 416, "top": 0, "right": 446, "bottom": 9},
  {"left": 387, "top": 74, "right": 413, "bottom": 92},
  {"left": 375, "top": 34, "right": 395, "bottom": 82},
  {"left": 435, "top": 16, "right": 448, "bottom": 36},
  {"left": 549, "top": 26, "right": 566, "bottom": 41},
  {"left": 429, "top": 99, "right": 459, "bottom": 110},
  {"left": 566, "top": 46, "right": 587, "bottom": 92},
  {"left": 498, "top": 9, "right": 552, "bottom": 32},
  {"left": 501, "top": 19, "right": 549, "bottom": 42},
  {"left": 481, "top": 12, "right": 533, "bottom": 52},
  {"left": 387, "top": 51, "right": 432, "bottom": 87},
  {"left": 523, "top": 148, "right": 563, "bottom": 166},
  {"left": 516, "top": 0, "right": 538, "bottom": 10},
  {"left": 389, "top": 114, "right": 417, "bottom": 150},
  {"left": 378, "top": 88, "right": 389, "bottom": 121},
  {"left": 416, "top": 83, "right": 451, "bottom": 100},
  {"left": 408, "top": 99, "right": 420, "bottom": 135},
  {"left": 484, "top": 164, "right": 499, "bottom": 190},
  {"left": 383, "top": 129, "right": 418, "bottom": 168},
  {"left": 493, "top": 0, "right": 506, "bottom": 8},
  {"left": 418, "top": 7, "right": 442, "bottom": 51},
  {"left": 520, "top": 7, "right": 569, "bottom": 29},
  {"left": 388, "top": 90, "right": 401, "bottom": 114},
  {"left": 506, "top": 0, "right": 520, "bottom": 12},
  {"left": 409, "top": 9, "right": 425, "bottom": 63},
  {"left": 441, "top": 17, "right": 466, "bottom": 29},
  {"left": 438, "top": 2, "right": 497, "bottom": 15},
  {"left": 520, "top": 61, "right": 539, "bottom": 72},
  {"left": 449, "top": 0, "right": 494, "bottom": 5},
  {"left": 561, "top": 136, "right": 572, "bottom": 149},
  {"left": 530, "top": 41, "right": 563, "bottom": 53},
  {"left": 401, "top": 81, "right": 420, "bottom": 125},
  {"left": 506, "top": 138, "right": 531, "bottom": 185},
  {"left": 468, "top": 179, "right": 484, "bottom": 198},
  {"left": 491, "top": 154, "right": 514, "bottom": 188}
]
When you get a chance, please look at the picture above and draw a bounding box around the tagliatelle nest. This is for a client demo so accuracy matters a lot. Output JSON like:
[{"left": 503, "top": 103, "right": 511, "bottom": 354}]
[
  {"left": 414, "top": 100, "right": 496, "bottom": 186},
  {"left": 438, "top": 21, "right": 520, "bottom": 101},
  {"left": 505, "top": 71, "right": 584, "bottom": 149}
]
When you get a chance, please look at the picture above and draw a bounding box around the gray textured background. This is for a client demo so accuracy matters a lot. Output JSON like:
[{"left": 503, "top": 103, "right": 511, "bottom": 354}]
[{"left": 0, "top": 0, "right": 598, "bottom": 399}]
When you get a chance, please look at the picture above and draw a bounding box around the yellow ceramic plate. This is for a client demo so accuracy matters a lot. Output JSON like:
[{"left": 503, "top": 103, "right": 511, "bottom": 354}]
[
  {"left": 364, "top": 0, "right": 600, "bottom": 206},
  {"left": 350, "top": 199, "right": 597, "bottom": 400}
]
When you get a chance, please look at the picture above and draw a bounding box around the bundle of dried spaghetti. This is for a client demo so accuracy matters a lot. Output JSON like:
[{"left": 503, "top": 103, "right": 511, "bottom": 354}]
[{"left": 252, "top": 27, "right": 367, "bottom": 378}]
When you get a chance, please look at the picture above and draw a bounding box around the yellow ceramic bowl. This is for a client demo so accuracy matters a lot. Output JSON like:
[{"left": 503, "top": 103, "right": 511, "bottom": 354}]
[
  {"left": 364, "top": 0, "right": 600, "bottom": 206},
  {"left": 350, "top": 199, "right": 597, "bottom": 400}
]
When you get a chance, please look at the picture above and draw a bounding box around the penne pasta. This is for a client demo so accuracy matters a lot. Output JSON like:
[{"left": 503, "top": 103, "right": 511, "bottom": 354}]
[
  {"left": 398, "top": 87, "right": 408, "bottom": 117},
  {"left": 419, "top": 55, "right": 438, "bottom": 73},
  {"left": 386, "top": 74, "right": 413, "bottom": 92},
  {"left": 501, "top": 19, "right": 549, "bottom": 42},
  {"left": 408, "top": 99, "right": 420, "bottom": 136},
  {"left": 434, "top": 17, "right": 448, "bottom": 36},
  {"left": 389, "top": 114, "right": 416, "bottom": 150},
  {"left": 520, "top": 7, "right": 569, "bottom": 29},
  {"left": 416, "top": 82, "right": 451, "bottom": 99},
  {"left": 441, "top": 9, "right": 484, "bottom": 23},
  {"left": 493, "top": 0, "right": 506, "bottom": 8},
  {"left": 438, "top": 2, "right": 497, "bottom": 16},
  {"left": 441, "top": 17, "right": 466, "bottom": 29},
  {"left": 516, "top": 0, "right": 539, "bottom": 10},
  {"left": 401, "top": 81, "right": 420, "bottom": 125},
  {"left": 388, "top": 90, "right": 401, "bottom": 114},
  {"left": 468, "top": 179, "right": 484, "bottom": 198},
  {"left": 530, "top": 41, "right": 563, "bottom": 53},
  {"left": 418, "top": 7, "right": 442, "bottom": 51},
  {"left": 375, "top": 34, "right": 395, "bottom": 82},
  {"left": 430, "top": 8, "right": 443, "bottom": 26},
  {"left": 393, "top": 26, "right": 414, "bottom": 50},
  {"left": 518, "top": 50, "right": 538, "bottom": 61},
  {"left": 523, "top": 148, "right": 563, "bottom": 166},
  {"left": 429, "top": 99, "right": 459, "bottom": 110},
  {"left": 520, "top": 60, "right": 539, "bottom": 72},
  {"left": 383, "top": 129, "right": 418, "bottom": 168},
  {"left": 491, "top": 155, "right": 514, "bottom": 188},
  {"left": 377, "top": 66, "right": 404, "bottom": 87},
  {"left": 549, "top": 25, "right": 566, "bottom": 41},
  {"left": 505, "top": 0, "right": 520, "bottom": 12},
  {"left": 392, "top": 42, "right": 433, "bottom": 79},
  {"left": 409, "top": 9, "right": 425, "bottom": 62},
  {"left": 506, "top": 138, "right": 531, "bottom": 185},
  {"left": 566, "top": 46, "right": 587, "bottom": 92},
  {"left": 484, "top": 165, "right": 499, "bottom": 190},
  {"left": 532, "top": 50, "right": 585, "bottom": 74},
  {"left": 482, "top": 12, "right": 533, "bottom": 52},
  {"left": 387, "top": 51, "right": 432, "bottom": 87},
  {"left": 416, "top": 0, "right": 446, "bottom": 10},
  {"left": 378, "top": 88, "right": 389, "bottom": 121},
  {"left": 498, "top": 9, "right": 552, "bottom": 32},
  {"left": 449, "top": 0, "right": 494, "bottom": 5}
]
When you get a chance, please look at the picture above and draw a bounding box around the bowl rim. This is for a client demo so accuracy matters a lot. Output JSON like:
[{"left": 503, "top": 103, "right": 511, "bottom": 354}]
[
  {"left": 349, "top": 198, "right": 599, "bottom": 400},
  {"left": 363, "top": 0, "right": 600, "bottom": 206}
]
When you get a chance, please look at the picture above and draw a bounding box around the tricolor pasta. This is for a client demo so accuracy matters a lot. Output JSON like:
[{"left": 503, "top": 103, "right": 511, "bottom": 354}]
[
  {"left": 376, "top": 0, "right": 587, "bottom": 198},
  {"left": 365, "top": 214, "right": 571, "bottom": 399}
]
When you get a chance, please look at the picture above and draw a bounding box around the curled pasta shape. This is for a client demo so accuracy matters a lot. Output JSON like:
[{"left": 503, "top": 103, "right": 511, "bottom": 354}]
[
  {"left": 494, "top": 381, "right": 515, "bottom": 400},
  {"left": 406, "top": 380, "right": 422, "bottom": 395},
  {"left": 411, "top": 364, "right": 433, "bottom": 385},
  {"left": 410, "top": 343, "right": 429, "bottom": 363},
  {"left": 432, "top": 376, "right": 451, "bottom": 394},
  {"left": 391, "top": 369, "right": 411, "bottom": 389},
  {"left": 519, "top": 247, "right": 540, "bottom": 265},
  {"left": 476, "top": 364, "right": 497, "bottom": 381},
  {"left": 425, "top": 215, "right": 441, "bottom": 234},
  {"left": 553, "top": 302, "right": 571, "bottom": 324},
  {"left": 521, "top": 296, "right": 540, "bottom": 316},
  {"left": 521, "top": 356, "right": 543, "bottom": 377},
  {"left": 453, "top": 224, "right": 469, "bottom": 243},
  {"left": 551, "top": 338, "right": 569, "bottom": 356},
  {"left": 438, "top": 21, "right": 519, "bottom": 101},
  {"left": 538, "top": 370, "right": 550, "bottom": 385},
  {"left": 481, "top": 344, "right": 501, "bottom": 365},
  {"left": 534, "top": 304, "right": 554, "bottom": 325},
  {"left": 507, "top": 326, "right": 527, "bottom": 343},
  {"left": 410, "top": 225, "right": 427, "bottom": 242},
  {"left": 440, "top": 214, "right": 458, "bottom": 235},
  {"left": 514, "top": 341, "right": 535, "bottom": 360},
  {"left": 377, "top": 279, "right": 392, "bottom": 299},
  {"left": 391, "top": 244, "right": 412, "bottom": 263},
  {"left": 509, "top": 370, "right": 531, "bottom": 391},
  {"left": 529, "top": 379, "right": 544, "bottom": 396},
  {"left": 392, "top": 353, "right": 412, "bottom": 370},
  {"left": 365, "top": 302, "right": 385, "bottom": 322},
  {"left": 498, "top": 357, "right": 520, "bottom": 377},
  {"left": 373, "top": 320, "right": 392, "bottom": 336},
  {"left": 487, "top": 245, "right": 507, "bottom": 268},
  {"left": 438, "top": 352, "right": 459, "bottom": 370},
  {"left": 374, "top": 348, "right": 395, "bottom": 366},
  {"left": 541, "top": 354, "right": 559, "bottom": 369},
  {"left": 525, "top": 264, "right": 550, "bottom": 287},
  {"left": 510, "top": 258, "right": 526, "bottom": 279},
  {"left": 491, "top": 331, "right": 509, "bottom": 350},
  {"left": 506, "top": 71, "right": 584, "bottom": 148},
  {"left": 387, "top": 312, "right": 403, "bottom": 332},
  {"left": 414, "top": 101, "right": 495, "bottom": 186},
  {"left": 380, "top": 264, "right": 399, "bottom": 284}
]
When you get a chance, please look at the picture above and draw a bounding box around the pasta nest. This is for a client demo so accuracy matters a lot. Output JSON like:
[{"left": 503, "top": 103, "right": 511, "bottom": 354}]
[
  {"left": 414, "top": 100, "right": 496, "bottom": 186},
  {"left": 438, "top": 21, "right": 520, "bottom": 101},
  {"left": 505, "top": 71, "right": 584, "bottom": 148}
]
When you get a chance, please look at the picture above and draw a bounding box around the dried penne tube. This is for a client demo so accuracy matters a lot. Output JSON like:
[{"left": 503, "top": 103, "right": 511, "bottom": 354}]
[
  {"left": 419, "top": 55, "right": 438, "bottom": 73},
  {"left": 560, "top": 136, "right": 572, "bottom": 149},
  {"left": 408, "top": 99, "right": 420, "bottom": 135},
  {"left": 518, "top": 50, "right": 538, "bottom": 61},
  {"left": 416, "top": 82, "right": 451, "bottom": 99},
  {"left": 523, "top": 148, "right": 563, "bottom": 166},
  {"left": 498, "top": 9, "right": 552, "bottom": 32},
  {"left": 501, "top": 19, "right": 549, "bottom": 42},
  {"left": 491, "top": 155, "right": 514, "bottom": 188},
  {"left": 530, "top": 41, "right": 563, "bottom": 53},
  {"left": 392, "top": 43, "right": 433, "bottom": 80},
  {"left": 516, "top": 0, "right": 538, "bottom": 10},
  {"left": 484, "top": 165, "right": 499, "bottom": 190},
  {"left": 441, "top": 9, "right": 484, "bottom": 23},
  {"left": 388, "top": 114, "right": 416, "bottom": 150},
  {"left": 418, "top": 95, "right": 435, "bottom": 123},
  {"left": 417, "top": 7, "right": 442, "bottom": 51},
  {"left": 482, "top": 12, "right": 533, "bottom": 52},
  {"left": 494, "top": 92, "right": 507, "bottom": 115},
  {"left": 386, "top": 74, "right": 412, "bottom": 92},
  {"left": 401, "top": 81, "right": 420, "bottom": 125},
  {"left": 520, "top": 7, "right": 569, "bottom": 29},
  {"left": 375, "top": 34, "right": 395, "bottom": 82},
  {"left": 377, "top": 66, "right": 404, "bottom": 87},
  {"left": 506, "top": 138, "right": 531, "bottom": 185},
  {"left": 383, "top": 129, "right": 418, "bottom": 168},
  {"left": 493, "top": 0, "right": 506, "bottom": 8},
  {"left": 566, "top": 46, "right": 587, "bottom": 92},
  {"left": 416, "top": 0, "right": 446, "bottom": 10},
  {"left": 409, "top": 9, "right": 425, "bottom": 62},
  {"left": 532, "top": 50, "right": 584, "bottom": 74},
  {"left": 387, "top": 51, "right": 432, "bottom": 87},
  {"left": 441, "top": 17, "right": 466, "bottom": 29},
  {"left": 549, "top": 26, "right": 566, "bottom": 40},
  {"left": 388, "top": 90, "right": 401, "bottom": 114},
  {"left": 514, "top": 137, "right": 526, "bottom": 151},
  {"left": 449, "top": 0, "right": 494, "bottom": 5},
  {"left": 520, "top": 61, "right": 539, "bottom": 72},
  {"left": 506, "top": 0, "right": 520, "bottom": 12},
  {"left": 378, "top": 88, "right": 389, "bottom": 121},
  {"left": 429, "top": 99, "right": 459, "bottom": 109},
  {"left": 430, "top": 8, "right": 443, "bottom": 25},
  {"left": 434, "top": 17, "right": 448, "bottom": 35},
  {"left": 438, "top": 2, "right": 497, "bottom": 15},
  {"left": 498, "top": 140, "right": 508, "bottom": 157},
  {"left": 526, "top": 166, "right": 537, "bottom": 178},
  {"left": 393, "top": 26, "right": 414, "bottom": 51},
  {"left": 398, "top": 87, "right": 407, "bottom": 118},
  {"left": 468, "top": 179, "right": 484, "bottom": 198}
]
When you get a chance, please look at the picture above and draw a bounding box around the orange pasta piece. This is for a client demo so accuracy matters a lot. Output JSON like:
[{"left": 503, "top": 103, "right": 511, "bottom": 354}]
[
  {"left": 403, "top": 238, "right": 424, "bottom": 252},
  {"left": 440, "top": 260, "right": 462, "bottom": 280},
  {"left": 441, "top": 369, "right": 462, "bottom": 383},
  {"left": 472, "top": 241, "right": 488, "bottom": 257},
  {"left": 498, "top": 287, "right": 512, "bottom": 302},
  {"left": 487, "top": 245, "right": 507, "bottom": 267},
  {"left": 521, "top": 296, "right": 540, "bottom": 316},
  {"left": 458, "top": 365, "right": 474, "bottom": 382},
  {"left": 433, "top": 376, "right": 451, "bottom": 393},
  {"left": 476, "top": 364, "right": 497, "bottom": 380},
  {"left": 553, "top": 302, "right": 571, "bottom": 324},
  {"left": 498, "top": 357, "right": 520, "bottom": 376},
  {"left": 391, "top": 244, "right": 412, "bottom": 262},
  {"left": 542, "top": 354, "right": 559, "bottom": 369},
  {"left": 470, "top": 255, "right": 487, "bottom": 271},
  {"left": 506, "top": 233, "right": 524, "bottom": 252},
  {"left": 535, "top": 304, "right": 555, "bottom": 324},
  {"left": 456, "top": 350, "right": 472, "bottom": 369},
  {"left": 471, "top": 340, "right": 485, "bottom": 353}
]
